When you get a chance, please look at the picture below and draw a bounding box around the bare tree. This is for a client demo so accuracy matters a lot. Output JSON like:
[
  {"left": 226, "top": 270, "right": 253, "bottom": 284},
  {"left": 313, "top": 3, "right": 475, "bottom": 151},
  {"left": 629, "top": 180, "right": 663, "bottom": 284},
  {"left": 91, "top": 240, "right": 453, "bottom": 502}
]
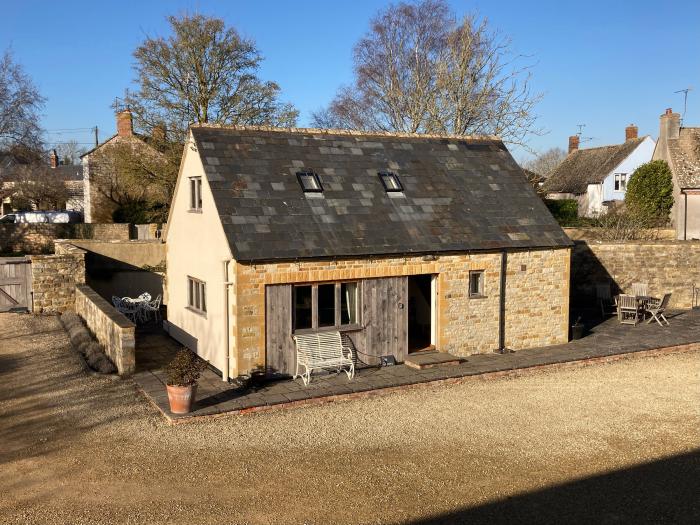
[
  {"left": 89, "top": 137, "right": 179, "bottom": 222},
  {"left": 54, "top": 140, "right": 86, "bottom": 166},
  {"left": 124, "top": 14, "right": 298, "bottom": 138},
  {"left": 523, "top": 147, "right": 567, "bottom": 178},
  {"left": 312, "top": 1, "right": 542, "bottom": 147},
  {"left": 10, "top": 164, "right": 69, "bottom": 211},
  {"left": 0, "top": 50, "right": 45, "bottom": 150}
]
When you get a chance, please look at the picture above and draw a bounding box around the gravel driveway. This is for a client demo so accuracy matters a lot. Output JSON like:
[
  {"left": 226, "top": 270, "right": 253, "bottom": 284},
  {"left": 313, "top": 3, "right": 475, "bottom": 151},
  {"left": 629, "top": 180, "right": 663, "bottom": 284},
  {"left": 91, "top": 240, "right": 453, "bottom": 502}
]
[{"left": 1, "top": 313, "right": 699, "bottom": 524}]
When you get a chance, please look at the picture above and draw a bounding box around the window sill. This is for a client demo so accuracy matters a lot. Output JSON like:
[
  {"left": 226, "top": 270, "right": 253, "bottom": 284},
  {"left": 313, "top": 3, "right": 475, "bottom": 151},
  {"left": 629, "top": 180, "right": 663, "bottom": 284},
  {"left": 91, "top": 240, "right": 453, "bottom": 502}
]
[
  {"left": 186, "top": 306, "right": 207, "bottom": 318},
  {"left": 293, "top": 323, "right": 362, "bottom": 335},
  {"left": 187, "top": 209, "right": 203, "bottom": 214},
  {"left": 468, "top": 294, "right": 488, "bottom": 300}
]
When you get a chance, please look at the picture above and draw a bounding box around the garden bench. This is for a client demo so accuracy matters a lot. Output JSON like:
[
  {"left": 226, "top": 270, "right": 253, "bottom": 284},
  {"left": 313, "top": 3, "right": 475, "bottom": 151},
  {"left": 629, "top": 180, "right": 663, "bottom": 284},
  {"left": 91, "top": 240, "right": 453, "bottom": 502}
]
[{"left": 292, "top": 331, "right": 355, "bottom": 386}]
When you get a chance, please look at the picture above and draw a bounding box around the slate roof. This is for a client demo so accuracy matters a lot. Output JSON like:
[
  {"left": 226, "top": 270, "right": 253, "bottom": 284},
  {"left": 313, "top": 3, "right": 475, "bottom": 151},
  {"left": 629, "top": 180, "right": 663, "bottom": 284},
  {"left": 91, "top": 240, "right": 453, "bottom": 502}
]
[
  {"left": 667, "top": 128, "right": 700, "bottom": 188},
  {"left": 542, "top": 138, "right": 646, "bottom": 194},
  {"left": 190, "top": 126, "right": 572, "bottom": 262},
  {"left": 0, "top": 163, "right": 82, "bottom": 182}
]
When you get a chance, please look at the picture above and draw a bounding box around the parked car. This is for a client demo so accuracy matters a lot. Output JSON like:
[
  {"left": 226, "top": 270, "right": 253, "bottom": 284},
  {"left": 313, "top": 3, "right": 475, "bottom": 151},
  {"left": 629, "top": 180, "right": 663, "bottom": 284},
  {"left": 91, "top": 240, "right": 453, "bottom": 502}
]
[{"left": 0, "top": 210, "right": 83, "bottom": 224}]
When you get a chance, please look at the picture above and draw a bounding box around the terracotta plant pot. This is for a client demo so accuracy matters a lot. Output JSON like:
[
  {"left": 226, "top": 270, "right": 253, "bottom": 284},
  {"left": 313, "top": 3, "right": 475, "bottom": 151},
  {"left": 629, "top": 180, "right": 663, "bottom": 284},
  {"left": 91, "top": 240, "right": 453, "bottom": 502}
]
[{"left": 166, "top": 384, "right": 197, "bottom": 414}]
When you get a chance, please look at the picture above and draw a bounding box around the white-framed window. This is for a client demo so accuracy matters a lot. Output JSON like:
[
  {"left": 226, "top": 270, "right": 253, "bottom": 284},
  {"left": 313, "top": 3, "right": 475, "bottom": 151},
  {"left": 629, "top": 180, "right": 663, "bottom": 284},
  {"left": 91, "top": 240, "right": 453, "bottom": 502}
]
[
  {"left": 189, "top": 176, "right": 203, "bottom": 210},
  {"left": 469, "top": 270, "right": 485, "bottom": 298},
  {"left": 293, "top": 281, "right": 359, "bottom": 332},
  {"left": 187, "top": 276, "right": 206, "bottom": 314},
  {"left": 614, "top": 173, "right": 627, "bottom": 191}
]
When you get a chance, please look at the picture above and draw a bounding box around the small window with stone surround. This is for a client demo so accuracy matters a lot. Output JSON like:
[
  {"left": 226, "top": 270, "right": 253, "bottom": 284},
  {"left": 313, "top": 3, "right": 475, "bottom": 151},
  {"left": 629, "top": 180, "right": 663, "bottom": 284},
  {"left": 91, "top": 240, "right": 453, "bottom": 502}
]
[{"left": 469, "top": 270, "right": 485, "bottom": 298}]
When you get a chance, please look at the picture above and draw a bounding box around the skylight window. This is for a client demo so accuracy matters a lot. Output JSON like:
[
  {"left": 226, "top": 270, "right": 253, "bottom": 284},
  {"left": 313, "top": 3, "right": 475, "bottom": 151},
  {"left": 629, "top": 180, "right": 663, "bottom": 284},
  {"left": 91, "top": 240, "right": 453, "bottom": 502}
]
[
  {"left": 379, "top": 171, "right": 403, "bottom": 192},
  {"left": 296, "top": 170, "right": 323, "bottom": 193}
]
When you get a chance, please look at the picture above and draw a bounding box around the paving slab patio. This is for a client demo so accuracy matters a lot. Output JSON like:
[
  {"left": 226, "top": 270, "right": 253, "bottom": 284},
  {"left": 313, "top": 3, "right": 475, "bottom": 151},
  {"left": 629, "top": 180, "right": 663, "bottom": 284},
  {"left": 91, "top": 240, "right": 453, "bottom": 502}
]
[{"left": 133, "top": 309, "right": 700, "bottom": 422}]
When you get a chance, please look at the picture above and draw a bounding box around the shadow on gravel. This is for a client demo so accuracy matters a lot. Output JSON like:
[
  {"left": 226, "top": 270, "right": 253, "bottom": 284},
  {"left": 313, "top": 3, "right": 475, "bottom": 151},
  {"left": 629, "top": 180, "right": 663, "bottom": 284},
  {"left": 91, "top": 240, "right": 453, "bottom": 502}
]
[{"left": 409, "top": 449, "right": 700, "bottom": 525}]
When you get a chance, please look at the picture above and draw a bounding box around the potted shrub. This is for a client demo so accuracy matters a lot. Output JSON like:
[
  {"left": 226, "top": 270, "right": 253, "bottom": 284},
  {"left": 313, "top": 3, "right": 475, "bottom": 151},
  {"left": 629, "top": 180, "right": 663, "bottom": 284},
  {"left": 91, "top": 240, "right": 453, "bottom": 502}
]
[{"left": 165, "top": 348, "right": 206, "bottom": 414}]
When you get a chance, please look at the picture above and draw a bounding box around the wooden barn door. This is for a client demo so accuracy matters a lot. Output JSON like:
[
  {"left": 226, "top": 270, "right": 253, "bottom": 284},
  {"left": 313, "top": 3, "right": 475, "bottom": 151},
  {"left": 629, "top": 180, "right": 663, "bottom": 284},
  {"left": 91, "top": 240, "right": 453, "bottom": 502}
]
[
  {"left": 361, "top": 277, "right": 408, "bottom": 363},
  {"left": 265, "top": 284, "right": 296, "bottom": 377},
  {"left": 0, "top": 257, "right": 32, "bottom": 312}
]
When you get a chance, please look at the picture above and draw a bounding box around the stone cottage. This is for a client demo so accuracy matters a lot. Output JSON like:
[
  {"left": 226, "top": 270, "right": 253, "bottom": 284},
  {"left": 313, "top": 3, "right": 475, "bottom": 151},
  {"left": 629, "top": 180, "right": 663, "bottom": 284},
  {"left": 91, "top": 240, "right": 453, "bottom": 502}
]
[
  {"left": 81, "top": 109, "right": 165, "bottom": 223},
  {"left": 543, "top": 126, "right": 655, "bottom": 217},
  {"left": 653, "top": 108, "right": 700, "bottom": 239},
  {"left": 163, "top": 125, "right": 573, "bottom": 381}
]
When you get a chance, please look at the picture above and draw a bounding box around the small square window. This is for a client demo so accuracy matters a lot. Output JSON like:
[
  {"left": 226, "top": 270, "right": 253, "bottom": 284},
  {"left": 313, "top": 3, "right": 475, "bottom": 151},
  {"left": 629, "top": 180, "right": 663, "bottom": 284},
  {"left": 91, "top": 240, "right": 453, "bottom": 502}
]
[
  {"left": 469, "top": 270, "right": 485, "bottom": 297},
  {"left": 296, "top": 170, "right": 323, "bottom": 193},
  {"left": 379, "top": 171, "right": 403, "bottom": 192}
]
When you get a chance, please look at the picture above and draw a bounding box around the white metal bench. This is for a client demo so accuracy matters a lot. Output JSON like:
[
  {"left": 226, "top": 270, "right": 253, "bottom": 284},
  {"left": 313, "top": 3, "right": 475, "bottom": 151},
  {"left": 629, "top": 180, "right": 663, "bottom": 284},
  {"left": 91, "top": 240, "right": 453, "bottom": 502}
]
[{"left": 292, "top": 331, "right": 355, "bottom": 386}]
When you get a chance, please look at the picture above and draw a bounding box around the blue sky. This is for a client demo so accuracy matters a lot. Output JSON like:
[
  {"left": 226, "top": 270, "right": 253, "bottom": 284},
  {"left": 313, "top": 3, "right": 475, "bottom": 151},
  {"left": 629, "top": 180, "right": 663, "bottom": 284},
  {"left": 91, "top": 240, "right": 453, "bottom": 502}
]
[{"left": 2, "top": 0, "right": 699, "bottom": 161}]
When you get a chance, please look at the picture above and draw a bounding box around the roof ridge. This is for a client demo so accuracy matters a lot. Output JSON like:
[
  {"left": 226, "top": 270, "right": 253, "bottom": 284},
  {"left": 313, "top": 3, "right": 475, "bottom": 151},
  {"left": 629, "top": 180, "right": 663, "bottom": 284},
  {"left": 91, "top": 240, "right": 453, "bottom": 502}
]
[
  {"left": 190, "top": 123, "right": 501, "bottom": 142},
  {"left": 573, "top": 136, "right": 647, "bottom": 153}
]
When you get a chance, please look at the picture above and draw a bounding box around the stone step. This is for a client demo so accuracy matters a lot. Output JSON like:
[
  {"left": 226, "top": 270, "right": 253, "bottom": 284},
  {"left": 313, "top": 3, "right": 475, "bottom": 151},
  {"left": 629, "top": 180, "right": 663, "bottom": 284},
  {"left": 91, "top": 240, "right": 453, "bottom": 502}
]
[{"left": 404, "top": 351, "right": 463, "bottom": 370}]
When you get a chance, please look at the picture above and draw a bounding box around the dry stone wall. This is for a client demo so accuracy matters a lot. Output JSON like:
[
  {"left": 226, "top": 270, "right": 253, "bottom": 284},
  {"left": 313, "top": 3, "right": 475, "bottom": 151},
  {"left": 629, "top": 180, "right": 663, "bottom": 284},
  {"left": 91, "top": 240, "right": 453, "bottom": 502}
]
[
  {"left": 572, "top": 240, "right": 700, "bottom": 308},
  {"left": 0, "top": 223, "right": 130, "bottom": 254},
  {"left": 30, "top": 244, "right": 86, "bottom": 313},
  {"left": 74, "top": 284, "right": 136, "bottom": 376}
]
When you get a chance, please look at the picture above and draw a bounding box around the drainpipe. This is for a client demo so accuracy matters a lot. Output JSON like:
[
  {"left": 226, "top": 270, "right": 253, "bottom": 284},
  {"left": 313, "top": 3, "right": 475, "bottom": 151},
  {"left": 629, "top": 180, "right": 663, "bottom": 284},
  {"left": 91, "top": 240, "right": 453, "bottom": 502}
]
[
  {"left": 497, "top": 250, "right": 508, "bottom": 353},
  {"left": 222, "top": 258, "right": 234, "bottom": 382}
]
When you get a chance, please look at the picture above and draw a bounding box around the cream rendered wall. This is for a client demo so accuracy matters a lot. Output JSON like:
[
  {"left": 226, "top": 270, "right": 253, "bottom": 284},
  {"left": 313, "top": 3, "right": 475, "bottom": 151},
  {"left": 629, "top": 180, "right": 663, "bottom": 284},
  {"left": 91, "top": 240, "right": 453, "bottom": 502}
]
[{"left": 165, "top": 138, "right": 233, "bottom": 376}]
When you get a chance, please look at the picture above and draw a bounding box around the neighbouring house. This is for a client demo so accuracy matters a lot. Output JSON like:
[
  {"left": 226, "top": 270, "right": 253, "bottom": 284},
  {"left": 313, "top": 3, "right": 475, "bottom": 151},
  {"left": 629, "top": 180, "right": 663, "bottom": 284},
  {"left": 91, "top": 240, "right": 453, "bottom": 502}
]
[
  {"left": 0, "top": 150, "right": 84, "bottom": 215},
  {"left": 163, "top": 125, "right": 573, "bottom": 381},
  {"left": 81, "top": 109, "right": 164, "bottom": 223},
  {"left": 652, "top": 108, "right": 700, "bottom": 239},
  {"left": 542, "top": 126, "right": 656, "bottom": 217}
]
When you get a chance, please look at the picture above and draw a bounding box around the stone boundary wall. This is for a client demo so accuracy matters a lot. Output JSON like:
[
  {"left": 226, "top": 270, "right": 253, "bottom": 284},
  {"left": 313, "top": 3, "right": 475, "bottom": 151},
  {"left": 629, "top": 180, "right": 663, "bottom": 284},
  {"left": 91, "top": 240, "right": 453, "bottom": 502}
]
[
  {"left": 30, "top": 244, "right": 86, "bottom": 313},
  {"left": 0, "top": 223, "right": 130, "bottom": 254},
  {"left": 74, "top": 284, "right": 136, "bottom": 376},
  {"left": 572, "top": 240, "right": 700, "bottom": 308},
  {"left": 563, "top": 228, "right": 676, "bottom": 241}
]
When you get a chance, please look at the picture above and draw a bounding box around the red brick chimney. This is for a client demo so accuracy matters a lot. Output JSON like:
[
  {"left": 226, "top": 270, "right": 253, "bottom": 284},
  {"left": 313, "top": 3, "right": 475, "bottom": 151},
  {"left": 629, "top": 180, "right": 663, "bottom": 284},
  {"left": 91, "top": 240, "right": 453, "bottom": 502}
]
[
  {"left": 116, "top": 109, "right": 133, "bottom": 137},
  {"left": 625, "top": 124, "right": 638, "bottom": 141},
  {"left": 50, "top": 149, "right": 58, "bottom": 168},
  {"left": 568, "top": 135, "right": 580, "bottom": 154}
]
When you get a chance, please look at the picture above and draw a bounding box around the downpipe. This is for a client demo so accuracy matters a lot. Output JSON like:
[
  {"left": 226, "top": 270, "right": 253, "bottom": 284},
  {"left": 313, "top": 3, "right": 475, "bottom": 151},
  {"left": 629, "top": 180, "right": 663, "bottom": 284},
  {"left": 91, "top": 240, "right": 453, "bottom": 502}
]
[{"left": 222, "top": 258, "right": 234, "bottom": 382}]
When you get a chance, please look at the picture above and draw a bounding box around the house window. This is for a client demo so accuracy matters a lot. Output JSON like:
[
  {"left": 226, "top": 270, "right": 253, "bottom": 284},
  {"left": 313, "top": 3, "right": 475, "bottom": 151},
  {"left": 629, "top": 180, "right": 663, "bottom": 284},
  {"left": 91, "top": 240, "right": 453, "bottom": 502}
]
[
  {"left": 189, "top": 176, "right": 202, "bottom": 210},
  {"left": 293, "top": 282, "right": 360, "bottom": 331},
  {"left": 340, "top": 282, "right": 358, "bottom": 325},
  {"left": 469, "top": 270, "right": 485, "bottom": 297},
  {"left": 614, "top": 173, "right": 627, "bottom": 191},
  {"left": 318, "top": 284, "right": 336, "bottom": 327},
  {"left": 187, "top": 277, "right": 206, "bottom": 314},
  {"left": 296, "top": 170, "right": 323, "bottom": 193},
  {"left": 293, "top": 285, "right": 313, "bottom": 330},
  {"left": 379, "top": 171, "right": 403, "bottom": 192}
]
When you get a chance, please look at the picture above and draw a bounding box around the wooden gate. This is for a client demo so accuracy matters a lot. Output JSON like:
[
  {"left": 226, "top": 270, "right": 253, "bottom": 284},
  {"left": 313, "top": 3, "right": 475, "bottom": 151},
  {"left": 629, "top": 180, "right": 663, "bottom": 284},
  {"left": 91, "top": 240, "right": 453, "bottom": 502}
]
[{"left": 0, "top": 257, "right": 32, "bottom": 312}]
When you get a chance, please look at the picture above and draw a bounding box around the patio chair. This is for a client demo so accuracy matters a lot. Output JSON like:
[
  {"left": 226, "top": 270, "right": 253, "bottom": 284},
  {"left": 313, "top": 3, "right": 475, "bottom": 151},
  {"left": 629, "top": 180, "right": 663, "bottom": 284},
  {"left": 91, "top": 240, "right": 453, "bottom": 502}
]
[
  {"left": 142, "top": 294, "right": 162, "bottom": 323},
  {"left": 617, "top": 294, "right": 640, "bottom": 326},
  {"left": 117, "top": 297, "right": 141, "bottom": 323},
  {"left": 631, "top": 282, "right": 648, "bottom": 297},
  {"left": 596, "top": 283, "right": 617, "bottom": 317},
  {"left": 646, "top": 293, "right": 671, "bottom": 326}
]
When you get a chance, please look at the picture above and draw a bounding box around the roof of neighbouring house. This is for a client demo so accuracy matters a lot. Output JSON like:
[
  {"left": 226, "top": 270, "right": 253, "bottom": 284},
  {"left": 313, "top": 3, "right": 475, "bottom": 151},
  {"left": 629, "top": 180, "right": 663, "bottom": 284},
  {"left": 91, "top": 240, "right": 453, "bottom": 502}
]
[
  {"left": 542, "top": 137, "right": 647, "bottom": 194},
  {"left": 0, "top": 163, "right": 83, "bottom": 182},
  {"left": 668, "top": 127, "right": 700, "bottom": 188},
  {"left": 188, "top": 125, "right": 572, "bottom": 262}
]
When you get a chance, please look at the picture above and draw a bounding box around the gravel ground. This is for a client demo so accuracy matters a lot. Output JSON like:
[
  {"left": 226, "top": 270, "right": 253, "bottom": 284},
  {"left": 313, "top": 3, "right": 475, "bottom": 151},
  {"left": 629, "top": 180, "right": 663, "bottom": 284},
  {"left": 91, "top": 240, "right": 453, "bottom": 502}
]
[{"left": 1, "top": 313, "right": 699, "bottom": 525}]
